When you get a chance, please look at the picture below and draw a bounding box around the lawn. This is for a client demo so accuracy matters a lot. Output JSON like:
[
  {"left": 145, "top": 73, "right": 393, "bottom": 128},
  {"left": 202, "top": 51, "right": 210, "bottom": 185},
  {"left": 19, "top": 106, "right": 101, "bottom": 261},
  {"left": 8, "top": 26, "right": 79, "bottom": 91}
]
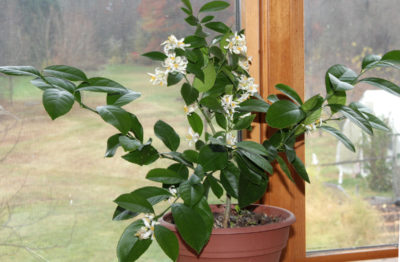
[{"left": 0, "top": 63, "right": 397, "bottom": 261}]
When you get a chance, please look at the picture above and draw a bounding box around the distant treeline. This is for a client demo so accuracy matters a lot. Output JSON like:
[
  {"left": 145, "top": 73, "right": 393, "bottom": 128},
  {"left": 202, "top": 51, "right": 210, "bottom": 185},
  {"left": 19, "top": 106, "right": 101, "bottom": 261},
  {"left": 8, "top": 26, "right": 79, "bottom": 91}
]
[{"left": 0, "top": 0, "right": 235, "bottom": 70}]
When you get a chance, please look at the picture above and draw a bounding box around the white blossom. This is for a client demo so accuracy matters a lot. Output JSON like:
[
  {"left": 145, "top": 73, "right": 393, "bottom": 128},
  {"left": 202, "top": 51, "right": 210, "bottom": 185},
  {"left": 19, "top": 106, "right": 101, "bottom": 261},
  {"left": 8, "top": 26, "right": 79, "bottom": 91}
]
[
  {"left": 224, "top": 32, "right": 247, "bottom": 55},
  {"left": 238, "top": 75, "right": 258, "bottom": 95},
  {"left": 183, "top": 103, "right": 197, "bottom": 115},
  {"left": 168, "top": 186, "right": 178, "bottom": 203},
  {"left": 226, "top": 132, "right": 237, "bottom": 147},
  {"left": 237, "top": 92, "right": 250, "bottom": 103},
  {"left": 161, "top": 35, "right": 190, "bottom": 54},
  {"left": 163, "top": 53, "right": 188, "bottom": 75},
  {"left": 135, "top": 214, "right": 158, "bottom": 240},
  {"left": 239, "top": 56, "right": 252, "bottom": 71},
  {"left": 221, "top": 95, "right": 240, "bottom": 119},
  {"left": 186, "top": 127, "right": 199, "bottom": 147},
  {"left": 148, "top": 67, "right": 168, "bottom": 86}
]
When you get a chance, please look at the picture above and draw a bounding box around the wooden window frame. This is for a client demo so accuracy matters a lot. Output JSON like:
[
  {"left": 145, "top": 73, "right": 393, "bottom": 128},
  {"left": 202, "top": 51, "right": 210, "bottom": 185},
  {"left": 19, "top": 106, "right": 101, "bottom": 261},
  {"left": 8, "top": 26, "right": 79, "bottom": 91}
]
[{"left": 241, "top": 0, "right": 398, "bottom": 261}]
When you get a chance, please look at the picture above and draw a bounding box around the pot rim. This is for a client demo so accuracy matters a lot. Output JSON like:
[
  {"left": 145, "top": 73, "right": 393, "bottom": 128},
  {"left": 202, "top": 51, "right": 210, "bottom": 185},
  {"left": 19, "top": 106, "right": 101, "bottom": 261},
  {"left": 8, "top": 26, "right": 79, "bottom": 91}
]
[{"left": 159, "top": 204, "right": 296, "bottom": 235}]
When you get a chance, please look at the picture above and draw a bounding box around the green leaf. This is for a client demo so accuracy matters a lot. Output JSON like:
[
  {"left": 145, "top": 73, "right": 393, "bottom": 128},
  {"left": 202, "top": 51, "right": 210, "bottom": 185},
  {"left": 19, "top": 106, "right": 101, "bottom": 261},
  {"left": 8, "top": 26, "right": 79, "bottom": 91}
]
[
  {"left": 146, "top": 168, "right": 186, "bottom": 184},
  {"left": 32, "top": 76, "right": 75, "bottom": 93},
  {"left": 319, "top": 125, "right": 355, "bottom": 152},
  {"left": 291, "top": 156, "right": 310, "bottom": 183},
  {"left": 181, "top": 83, "right": 199, "bottom": 105},
  {"left": 42, "top": 88, "right": 74, "bottom": 120},
  {"left": 303, "top": 108, "right": 322, "bottom": 125},
  {"left": 154, "top": 120, "right": 180, "bottom": 151},
  {"left": 133, "top": 186, "right": 172, "bottom": 205},
  {"left": 112, "top": 206, "right": 136, "bottom": 221},
  {"left": 205, "top": 22, "right": 230, "bottom": 34},
  {"left": 182, "top": 150, "right": 199, "bottom": 163},
  {"left": 187, "top": 63, "right": 205, "bottom": 82},
  {"left": 114, "top": 192, "right": 154, "bottom": 214},
  {"left": 130, "top": 114, "right": 144, "bottom": 142},
  {"left": 193, "top": 197, "right": 213, "bottom": 234},
  {"left": 276, "top": 155, "right": 294, "bottom": 182},
  {"left": 117, "top": 220, "right": 152, "bottom": 262},
  {"left": 233, "top": 114, "right": 256, "bottom": 130},
  {"left": 199, "top": 96, "right": 224, "bottom": 112},
  {"left": 359, "top": 78, "right": 400, "bottom": 97},
  {"left": 43, "top": 65, "right": 87, "bottom": 81},
  {"left": 199, "top": 1, "right": 230, "bottom": 12},
  {"left": 181, "top": 0, "right": 193, "bottom": 12},
  {"left": 167, "top": 73, "right": 184, "bottom": 86},
  {"left": 164, "top": 152, "right": 193, "bottom": 168},
  {"left": 220, "top": 162, "right": 240, "bottom": 198},
  {"left": 362, "top": 54, "right": 381, "bottom": 70},
  {"left": 301, "top": 94, "right": 324, "bottom": 112},
  {"left": 381, "top": 50, "right": 400, "bottom": 67},
  {"left": 198, "top": 144, "right": 228, "bottom": 172},
  {"left": 364, "top": 112, "right": 390, "bottom": 132},
  {"left": 185, "top": 15, "right": 198, "bottom": 26},
  {"left": 119, "top": 136, "right": 141, "bottom": 152},
  {"left": 266, "top": 100, "right": 305, "bottom": 128},
  {"left": 154, "top": 225, "right": 179, "bottom": 261},
  {"left": 184, "top": 35, "right": 207, "bottom": 48},
  {"left": 105, "top": 134, "right": 121, "bottom": 157},
  {"left": 239, "top": 150, "right": 273, "bottom": 174},
  {"left": 108, "top": 90, "right": 141, "bottom": 107},
  {"left": 236, "top": 140, "right": 269, "bottom": 156},
  {"left": 237, "top": 99, "right": 269, "bottom": 113},
  {"left": 181, "top": 7, "right": 191, "bottom": 15},
  {"left": 78, "top": 77, "right": 126, "bottom": 93},
  {"left": 97, "top": 105, "right": 131, "bottom": 134},
  {"left": 206, "top": 175, "right": 223, "bottom": 198},
  {"left": 168, "top": 163, "right": 189, "bottom": 181},
  {"left": 193, "top": 62, "right": 216, "bottom": 92},
  {"left": 0, "top": 66, "right": 40, "bottom": 77},
  {"left": 141, "top": 51, "right": 167, "bottom": 61},
  {"left": 122, "top": 145, "right": 159, "bottom": 166},
  {"left": 215, "top": 112, "right": 227, "bottom": 129},
  {"left": 267, "top": 94, "right": 279, "bottom": 103},
  {"left": 330, "top": 104, "right": 373, "bottom": 135},
  {"left": 171, "top": 203, "right": 209, "bottom": 254},
  {"left": 284, "top": 145, "right": 296, "bottom": 163},
  {"left": 187, "top": 112, "right": 204, "bottom": 136},
  {"left": 328, "top": 73, "right": 354, "bottom": 91},
  {"left": 179, "top": 175, "right": 204, "bottom": 206},
  {"left": 275, "top": 84, "right": 303, "bottom": 105},
  {"left": 238, "top": 170, "right": 268, "bottom": 208},
  {"left": 201, "top": 15, "right": 214, "bottom": 23}
]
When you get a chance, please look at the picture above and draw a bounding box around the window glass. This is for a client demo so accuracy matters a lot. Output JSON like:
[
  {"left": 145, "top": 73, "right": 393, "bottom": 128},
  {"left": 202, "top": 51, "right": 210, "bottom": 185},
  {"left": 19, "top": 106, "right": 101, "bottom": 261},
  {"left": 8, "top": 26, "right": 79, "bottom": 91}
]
[
  {"left": 305, "top": 0, "right": 400, "bottom": 252},
  {"left": 0, "top": 1, "right": 237, "bottom": 261}
]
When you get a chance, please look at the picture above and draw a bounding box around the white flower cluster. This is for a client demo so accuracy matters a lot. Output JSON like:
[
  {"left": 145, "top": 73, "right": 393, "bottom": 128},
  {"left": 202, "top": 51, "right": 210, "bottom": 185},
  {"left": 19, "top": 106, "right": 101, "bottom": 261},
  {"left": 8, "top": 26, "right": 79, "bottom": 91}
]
[
  {"left": 147, "top": 35, "right": 190, "bottom": 87},
  {"left": 303, "top": 119, "right": 323, "bottom": 135},
  {"left": 221, "top": 95, "right": 240, "bottom": 120},
  {"left": 183, "top": 103, "right": 197, "bottom": 115},
  {"left": 135, "top": 214, "right": 159, "bottom": 240},
  {"left": 238, "top": 75, "right": 258, "bottom": 95},
  {"left": 224, "top": 32, "right": 252, "bottom": 72},
  {"left": 168, "top": 186, "right": 178, "bottom": 203},
  {"left": 226, "top": 132, "right": 237, "bottom": 147}
]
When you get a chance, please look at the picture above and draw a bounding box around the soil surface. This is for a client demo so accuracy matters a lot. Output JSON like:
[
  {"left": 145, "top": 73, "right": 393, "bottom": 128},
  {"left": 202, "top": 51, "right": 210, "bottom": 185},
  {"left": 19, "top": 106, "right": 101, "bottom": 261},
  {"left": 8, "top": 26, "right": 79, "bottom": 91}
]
[{"left": 213, "top": 208, "right": 282, "bottom": 229}]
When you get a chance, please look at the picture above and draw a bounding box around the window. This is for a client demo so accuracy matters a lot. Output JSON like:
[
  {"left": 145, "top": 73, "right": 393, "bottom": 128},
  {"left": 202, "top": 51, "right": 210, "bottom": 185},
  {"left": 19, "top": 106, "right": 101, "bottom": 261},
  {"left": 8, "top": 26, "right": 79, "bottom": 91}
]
[{"left": 0, "top": 1, "right": 237, "bottom": 261}]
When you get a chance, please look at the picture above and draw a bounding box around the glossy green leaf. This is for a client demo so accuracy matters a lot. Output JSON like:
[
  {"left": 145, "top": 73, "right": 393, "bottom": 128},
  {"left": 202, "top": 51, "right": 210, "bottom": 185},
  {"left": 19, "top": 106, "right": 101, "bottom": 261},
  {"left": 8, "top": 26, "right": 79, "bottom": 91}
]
[
  {"left": 105, "top": 134, "right": 121, "bottom": 157},
  {"left": 108, "top": 90, "right": 141, "bottom": 107},
  {"left": 301, "top": 94, "right": 324, "bottom": 112},
  {"left": 42, "top": 88, "right": 74, "bottom": 120},
  {"left": 233, "top": 114, "right": 256, "bottom": 130},
  {"left": 181, "top": 83, "right": 199, "bottom": 105},
  {"left": 266, "top": 100, "right": 305, "bottom": 128},
  {"left": 0, "top": 66, "right": 40, "bottom": 77},
  {"left": 238, "top": 171, "right": 268, "bottom": 208},
  {"left": 215, "top": 112, "right": 227, "bottom": 129},
  {"left": 201, "top": 15, "right": 214, "bottom": 23},
  {"left": 319, "top": 125, "right": 355, "bottom": 152},
  {"left": 303, "top": 108, "right": 322, "bottom": 125},
  {"left": 132, "top": 186, "right": 172, "bottom": 205},
  {"left": 206, "top": 175, "right": 223, "bottom": 198},
  {"left": 179, "top": 175, "right": 204, "bottom": 206},
  {"left": 112, "top": 206, "right": 137, "bottom": 221},
  {"left": 79, "top": 77, "right": 126, "bottom": 93},
  {"left": 328, "top": 73, "right": 354, "bottom": 91},
  {"left": 364, "top": 112, "right": 390, "bottom": 132},
  {"left": 187, "top": 112, "right": 203, "bottom": 136},
  {"left": 381, "top": 50, "right": 400, "bottom": 67},
  {"left": 359, "top": 78, "right": 400, "bottom": 97},
  {"left": 141, "top": 51, "right": 168, "bottom": 61},
  {"left": 97, "top": 105, "right": 131, "bottom": 134},
  {"left": 154, "top": 120, "right": 180, "bottom": 151},
  {"left": 171, "top": 203, "right": 209, "bottom": 254},
  {"left": 44, "top": 65, "right": 87, "bottom": 81},
  {"left": 275, "top": 84, "right": 303, "bottom": 105},
  {"left": 291, "top": 156, "right": 310, "bottom": 183},
  {"left": 198, "top": 145, "right": 228, "bottom": 172},
  {"left": 167, "top": 72, "right": 184, "bottom": 86},
  {"left": 146, "top": 168, "right": 186, "bottom": 184},
  {"left": 117, "top": 220, "right": 152, "bottom": 262},
  {"left": 181, "top": 0, "right": 193, "bottom": 12},
  {"left": 32, "top": 76, "right": 75, "bottom": 93},
  {"left": 237, "top": 99, "right": 269, "bottom": 113},
  {"left": 362, "top": 54, "right": 381, "bottom": 69},
  {"left": 330, "top": 104, "right": 373, "bottom": 135},
  {"left": 205, "top": 22, "right": 230, "bottom": 33},
  {"left": 114, "top": 192, "right": 154, "bottom": 214},
  {"left": 119, "top": 136, "right": 141, "bottom": 152},
  {"left": 122, "top": 145, "right": 159, "bottom": 166},
  {"left": 187, "top": 63, "right": 205, "bottom": 82},
  {"left": 220, "top": 162, "right": 240, "bottom": 198},
  {"left": 236, "top": 140, "right": 269, "bottom": 156},
  {"left": 185, "top": 15, "right": 198, "bottom": 26},
  {"left": 193, "top": 62, "right": 216, "bottom": 92},
  {"left": 199, "top": 96, "right": 224, "bottom": 112},
  {"left": 184, "top": 35, "right": 207, "bottom": 48},
  {"left": 182, "top": 150, "right": 199, "bottom": 163},
  {"left": 199, "top": 1, "right": 230, "bottom": 12},
  {"left": 193, "top": 197, "right": 214, "bottom": 233},
  {"left": 130, "top": 114, "right": 144, "bottom": 142},
  {"left": 239, "top": 150, "right": 273, "bottom": 174},
  {"left": 154, "top": 225, "right": 179, "bottom": 262},
  {"left": 276, "top": 155, "right": 294, "bottom": 182}
]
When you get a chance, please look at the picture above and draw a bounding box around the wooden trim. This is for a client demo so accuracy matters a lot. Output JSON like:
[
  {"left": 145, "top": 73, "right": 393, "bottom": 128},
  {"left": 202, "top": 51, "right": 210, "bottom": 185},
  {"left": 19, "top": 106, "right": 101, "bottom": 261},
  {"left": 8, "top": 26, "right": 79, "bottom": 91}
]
[{"left": 242, "top": 0, "right": 398, "bottom": 261}]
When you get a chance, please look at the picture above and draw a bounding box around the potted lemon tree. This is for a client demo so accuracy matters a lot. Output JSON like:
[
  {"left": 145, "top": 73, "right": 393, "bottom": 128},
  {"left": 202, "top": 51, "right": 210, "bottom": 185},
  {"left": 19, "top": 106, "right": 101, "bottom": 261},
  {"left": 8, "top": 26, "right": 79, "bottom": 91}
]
[{"left": 1, "top": 0, "right": 399, "bottom": 261}]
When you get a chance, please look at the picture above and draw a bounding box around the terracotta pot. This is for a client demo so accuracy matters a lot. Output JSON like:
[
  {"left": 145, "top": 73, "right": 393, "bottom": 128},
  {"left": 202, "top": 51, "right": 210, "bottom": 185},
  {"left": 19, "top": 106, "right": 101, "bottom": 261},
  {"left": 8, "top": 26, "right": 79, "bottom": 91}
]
[{"left": 160, "top": 204, "right": 296, "bottom": 262}]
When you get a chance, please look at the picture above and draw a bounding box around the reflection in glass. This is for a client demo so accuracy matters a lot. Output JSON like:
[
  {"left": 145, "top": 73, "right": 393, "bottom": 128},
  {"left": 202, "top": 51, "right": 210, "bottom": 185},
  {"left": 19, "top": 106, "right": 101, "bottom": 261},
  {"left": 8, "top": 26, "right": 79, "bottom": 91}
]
[{"left": 305, "top": 0, "right": 400, "bottom": 252}]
